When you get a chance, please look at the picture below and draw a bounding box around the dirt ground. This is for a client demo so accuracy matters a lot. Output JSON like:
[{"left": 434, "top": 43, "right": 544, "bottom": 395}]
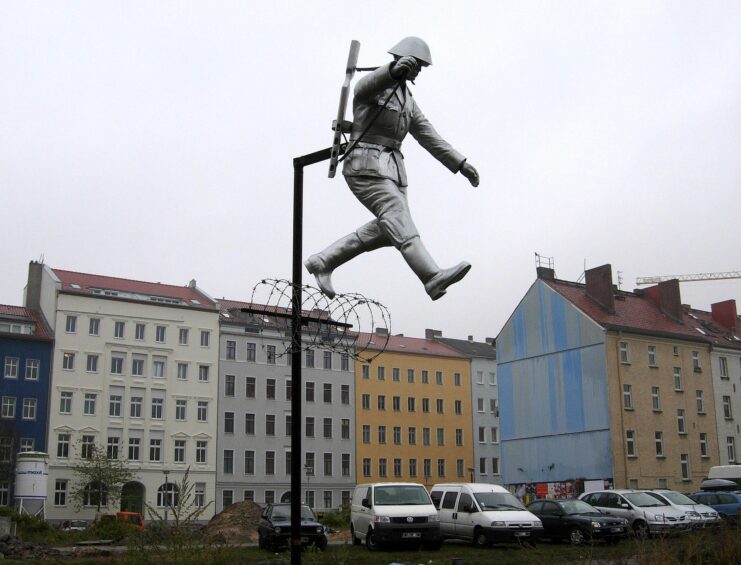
[{"left": 204, "top": 501, "right": 349, "bottom": 544}]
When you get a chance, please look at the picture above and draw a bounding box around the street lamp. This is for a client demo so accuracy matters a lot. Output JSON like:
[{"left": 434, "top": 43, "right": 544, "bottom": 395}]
[
  {"left": 163, "top": 469, "right": 170, "bottom": 523},
  {"left": 304, "top": 464, "right": 314, "bottom": 506}
]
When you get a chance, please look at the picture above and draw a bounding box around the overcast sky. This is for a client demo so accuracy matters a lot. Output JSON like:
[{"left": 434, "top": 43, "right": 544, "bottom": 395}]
[{"left": 2, "top": 1, "right": 739, "bottom": 341}]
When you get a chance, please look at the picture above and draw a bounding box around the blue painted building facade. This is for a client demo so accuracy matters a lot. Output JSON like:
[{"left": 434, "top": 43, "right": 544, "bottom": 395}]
[
  {"left": 496, "top": 279, "right": 613, "bottom": 487},
  {"left": 0, "top": 306, "right": 53, "bottom": 505}
]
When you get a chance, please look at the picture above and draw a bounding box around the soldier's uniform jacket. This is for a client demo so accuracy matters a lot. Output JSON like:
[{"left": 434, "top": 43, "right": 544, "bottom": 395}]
[{"left": 343, "top": 63, "right": 466, "bottom": 187}]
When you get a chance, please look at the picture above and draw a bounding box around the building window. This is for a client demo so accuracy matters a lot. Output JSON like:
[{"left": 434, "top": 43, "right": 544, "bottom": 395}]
[
  {"left": 341, "top": 354, "right": 349, "bottom": 371},
  {"left": 655, "top": 431, "right": 664, "bottom": 457},
  {"left": 149, "top": 439, "right": 162, "bottom": 462},
  {"left": 198, "top": 365, "right": 209, "bottom": 382},
  {"left": 65, "top": 315, "right": 77, "bottom": 333},
  {"left": 323, "top": 418, "right": 332, "bottom": 439},
  {"left": 378, "top": 426, "right": 386, "bottom": 444},
  {"left": 128, "top": 438, "right": 141, "bottom": 461},
  {"left": 224, "top": 412, "right": 234, "bottom": 434},
  {"left": 54, "top": 479, "right": 68, "bottom": 506},
  {"left": 407, "top": 397, "right": 416, "bottom": 412},
  {"left": 362, "top": 365, "right": 369, "bottom": 379},
  {"left": 155, "top": 326, "right": 166, "bottom": 343},
  {"left": 285, "top": 415, "right": 292, "bottom": 436},
  {"left": 81, "top": 435, "right": 96, "bottom": 459},
  {"left": 477, "top": 398, "right": 485, "bottom": 412},
  {"left": 135, "top": 323, "right": 145, "bottom": 340},
  {"left": 719, "top": 357, "right": 729, "bottom": 378},
  {"left": 244, "top": 450, "right": 255, "bottom": 474},
  {"left": 361, "top": 394, "right": 370, "bottom": 410},
  {"left": 673, "top": 367, "right": 683, "bottom": 391},
  {"left": 60, "top": 391, "right": 72, "bottom": 414},
  {"left": 107, "top": 437, "right": 120, "bottom": 459},
  {"left": 378, "top": 458, "right": 387, "bottom": 477},
  {"left": 341, "top": 418, "right": 350, "bottom": 440},
  {"left": 342, "top": 453, "right": 350, "bottom": 476},
  {"left": 409, "top": 459, "right": 417, "bottom": 477},
  {"left": 174, "top": 440, "right": 185, "bottom": 463},
  {"left": 285, "top": 379, "right": 292, "bottom": 401},
  {"left": 153, "top": 358, "right": 166, "bottom": 378},
  {"left": 151, "top": 398, "right": 164, "bottom": 419},
  {"left": 392, "top": 367, "right": 400, "bottom": 381},
  {"left": 245, "top": 413, "right": 255, "bottom": 435},
  {"left": 362, "top": 458, "right": 371, "bottom": 477},
  {"left": 692, "top": 351, "right": 701, "bottom": 371},
  {"left": 437, "top": 459, "right": 446, "bottom": 477},
  {"left": 323, "top": 383, "right": 332, "bottom": 403},
  {"left": 197, "top": 401, "right": 208, "bottom": 422},
  {"left": 479, "top": 457, "right": 487, "bottom": 475},
  {"left": 422, "top": 370, "right": 429, "bottom": 384},
  {"left": 226, "top": 340, "right": 236, "bottom": 360},
  {"left": 436, "top": 371, "right": 443, "bottom": 385},
  {"left": 114, "top": 321, "right": 125, "bottom": 339},
  {"left": 619, "top": 342, "right": 629, "bottom": 363},
  {"left": 200, "top": 330, "right": 210, "bottom": 347},
  {"left": 0, "top": 397, "right": 15, "bottom": 419},
  {"left": 407, "top": 369, "right": 414, "bottom": 383},
  {"left": 477, "top": 371, "right": 484, "bottom": 384},
  {"left": 323, "top": 351, "right": 332, "bottom": 370},
  {"left": 245, "top": 376, "right": 256, "bottom": 398},
  {"left": 110, "top": 355, "right": 124, "bottom": 375},
  {"left": 131, "top": 356, "right": 144, "bottom": 376},
  {"left": 195, "top": 483, "right": 205, "bottom": 507},
  {"left": 455, "top": 429, "right": 463, "bottom": 446},
  {"left": 223, "top": 450, "right": 234, "bottom": 474},
  {"left": 423, "top": 428, "right": 431, "bottom": 446},
  {"left": 108, "top": 394, "right": 121, "bottom": 417},
  {"left": 648, "top": 345, "right": 657, "bottom": 366},
  {"left": 700, "top": 433, "right": 708, "bottom": 457},
  {"left": 437, "top": 428, "right": 445, "bottom": 446},
  {"left": 265, "top": 490, "right": 275, "bottom": 504},
  {"left": 3, "top": 358, "right": 18, "bottom": 379},
  {"left": 455, "top": 400, "right": 462, "bottom": 415},
  {"left": 377, "top": 366, "right": 385, "bottom": 380},
  {"left": 305, "top": 350, "right": 314, "bottom": 368},
  {"left": 341, "top": 384, "right": 350, "bottom": 404},
  {"left": 723, "top": 396, "right": 733, "bottom": 419},
  {"left": 378, "top": 395, "right": 386, "bottom": 411},
  {"left": 408, "top": 427, "right": 416, "bottom": 445},
  {"left": 225, "top": 375, "right": 235, "bottom": 397},
  {"left": 246, "top": 342, "right": 256, "bottom": 361},
  {"left": 492, "top": 457, "right": 500, "bottom": 475},
  {"left": 626, "top": 430, "right": 636, "bottom": 457},
  {"left": 177, "top": 363, "right": 188, "bottom": 380},
  {"left": 393, "top": 426, "right": 402, "bottom": 445},
  {"left": 423, "top": 459, "right": 431, "bottom": 479},
  {"left": 490, "top": 399, "right": 498, "bottom": 414},
  {"left": 266, "top": 378, "right": 276, "bottom": 400},
  {"left": 478, "top": 426, "right": 486, "bottom": 443},
  {"left": 677, "top": 409, "right": 686, "bottom": 434},
  {"left": 265, "top": 414, "right": 275, "bottom": 436},
  {"left": 306, "top": 417, "right": 315, "bottom": 438},
  {"left": 651, "top": 386, "right": 661, "bottom": 411},
  {"left": 436, "top": 399, "right": 444, "bottom": 414},
  {"left": 455, "top": 372, "right": 462, "bottom": 386},
  {"left": 177, "top": 328, "right": 188, "bottom": 345},
  {"left": 680, "top": 453, "right": 690, "bottom": 480},
  {"left": 306, "top": 382, "right": 315, "bottom": 402},
  {"left": 57, "top": 434, "right": 70, "bottom": 458},
  {"left": 222, "top": 490, "right": 233, "bottom": 508},
  {"left": 491, "top": 426, "right": 499, "bottom": 444},
  {"left": 83, "top": 393, "right": 96, "bottom": 416},
  {"left": 323, "top": 453, "right": 333, "bottom": 476},
  {"left": 175, "top": 400, "right": 186, "bottom": 421},
  {"left": 727, "top": 437, "right": 737, "bottom": 463},
  {"left": 623, "top": 384, "right": 633, "bottom": 409},
  {"left": 243, "top": 489, "right": 254, "bottom": 502},
  {"left": 421, "top": 398, "right": 429, "bottom": 413},
  {"left": 24, "top": 359, "right": 39, "bottom": 381},
  {"left": 19, "top": 438, "right": 34, "bottom": 452},
  {"left": 266, "top": 345, "right": 276, "bottom": 364},
  {"left": 696, "top": 390, "right": 705, "bottom": 414},
  {"left": 130, "top": 396, "right": 142, "bottom": 418},
  {"left": 196, "top": 440, "right": 207, "bottom": 464},
  {"left": 89, "top": 318, "right": 100, "bottom": 336},
  {"left": 62, "top": 352, "right": 75, "bottom": 371}
]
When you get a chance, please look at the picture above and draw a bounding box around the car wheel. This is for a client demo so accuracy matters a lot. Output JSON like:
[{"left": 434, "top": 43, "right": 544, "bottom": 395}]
[
  {"left": 258, "top": 533, "right": 265, "bottom": 550},
  {"left": 569, "top": 527, "right": 586, "bottom": 545},
  {"left": 315, "top": 536, "right": 328, "bottom": 550},
  {"left": 350, "top": 524, "right": 361, "bottom": 546},
  {"left": 473, "top": 527, "right": 489, "bottom": 547},
  {"left": 633, "top": 521, "right": 649, "bottom": 539},
  {"left": 366, "top": 528, "right": 380, "bottom": 551}
]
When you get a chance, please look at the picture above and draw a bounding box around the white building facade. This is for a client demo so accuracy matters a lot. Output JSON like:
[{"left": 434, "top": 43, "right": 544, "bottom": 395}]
[{"left": 26, "top": 262, "right": 220, "bottom": 522}]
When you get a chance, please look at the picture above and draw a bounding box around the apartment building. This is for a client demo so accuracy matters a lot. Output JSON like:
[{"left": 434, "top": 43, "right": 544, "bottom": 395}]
[
  {"left": 0, "top": 305, "right": 53, "bottom": 505},
  {"left": 684, "top": 301, "right": 741, "bottom": 465},
  {"left": 25, "top": 262, "right": 220, "bottom": 521},
  {"left": 355, "top": 330, "right": 472, "bottom": 487},
  {"left": 431, "top": 330, "right": 500, "bottom": 484},
  {"left": 497, "top": 264, "right": 721, "bottom": 493},
  {"left": 215, "top": 300, "right": 356, "bottom": 512}
]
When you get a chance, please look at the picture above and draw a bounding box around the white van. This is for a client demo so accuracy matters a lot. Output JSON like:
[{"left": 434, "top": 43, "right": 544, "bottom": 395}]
[
  {"left": 350, "top": 483, "right": 441, "bottom": 551},
  {"left": 430, "top": 483, "right": 543, "bottom": 546}
]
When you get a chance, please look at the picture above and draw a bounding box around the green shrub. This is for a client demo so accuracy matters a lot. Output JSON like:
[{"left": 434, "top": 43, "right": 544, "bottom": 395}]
[{"left": 320, "top": 505, "right": 350, "bottom": 530}]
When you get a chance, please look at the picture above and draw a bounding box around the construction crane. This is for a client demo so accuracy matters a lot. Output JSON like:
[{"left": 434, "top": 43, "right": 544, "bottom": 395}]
[{"left": 636, "top": 271, "right": 741, "bottom": 286}]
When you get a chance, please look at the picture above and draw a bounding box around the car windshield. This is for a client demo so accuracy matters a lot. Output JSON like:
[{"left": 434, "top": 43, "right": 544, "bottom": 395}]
[
  {"left": 271, "top": 506, "right": 316, "bottom": 521},
  {"left": 559, "top": 500, "right": 599, "bottom": 515},
  {"left": 373, "top": 485, "right": 431, "bottom": 505},
  {"left": 658, "top": 491, "right": 697, "bottom": 506},
  {"left": 473, "top": 492, "right": 526, "bottom": 511},
  {"left": 624, "top": 492, "right": 668, "bottom": 507}
]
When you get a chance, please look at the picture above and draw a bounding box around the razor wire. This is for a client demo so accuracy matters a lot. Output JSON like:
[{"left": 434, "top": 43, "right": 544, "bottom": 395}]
[{"left": 227, "top": 279, "right": 390, "bottom": 363}]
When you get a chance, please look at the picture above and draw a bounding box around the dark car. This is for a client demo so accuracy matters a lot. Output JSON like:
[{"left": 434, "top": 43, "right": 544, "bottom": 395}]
[
  {"left": 257, "top": 503, "right": 328, "bottom": 551},
  {"left": 688, "top": 491, "right": 741, "bottom": 524},
  {"left": 527, "top": 499, "right": 629, "bottom": 545}
]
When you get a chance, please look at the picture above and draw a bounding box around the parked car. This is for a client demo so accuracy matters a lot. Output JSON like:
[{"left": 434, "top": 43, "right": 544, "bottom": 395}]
[
  {"left": 644, "top": 490, "right": 721, "bottom": 528},
  {"left": 351, "top": 483, "right": 441, "bottom": 551},
  {"left": 60, "top": 519, "right": 90, "bottom": 532},
  {"left": 579, "top": 489, "right": 690, "bottom": 537},
  {"left": 257, "top": 503, "right": 327, "bottom": 551},
  {"left": 430, "top": 483, "right": 542, "bottom": 546},
  {"left": 688, "top": 491, "right": 741, "bottom": 524},
  {"left": 526, "top": 498, "right": 628, "bottom": 545}
]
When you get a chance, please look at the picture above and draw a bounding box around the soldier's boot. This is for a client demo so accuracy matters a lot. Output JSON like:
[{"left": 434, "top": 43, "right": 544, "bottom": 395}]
[
  {"left": 400, "top": 237, "right": 471, "bottom": 301},
  {"left": 305, "top": 233, "right": 367, "bottom": 299}
]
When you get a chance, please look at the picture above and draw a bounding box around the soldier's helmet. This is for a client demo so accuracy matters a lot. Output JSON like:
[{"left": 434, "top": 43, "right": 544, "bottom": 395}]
[{"left": 388, "top": 37, "right": 432, "bottom": 66}]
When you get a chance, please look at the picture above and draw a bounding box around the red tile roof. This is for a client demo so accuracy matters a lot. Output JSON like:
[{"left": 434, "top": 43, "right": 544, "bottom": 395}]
[
  {"left": 0, "top": 305, "right": 52, "bottom": 339},
  {"left": 355, "top": 332, "right": 468, "bottom": 358},
  {"left": 52, "top": 269, "right": 217, "bottom": 309},
  {"left": 544, "top": 279, "right": 709, "bottom": 343},
  {"left": 682, "top": 307, "right": 741, "bottom": 351}
]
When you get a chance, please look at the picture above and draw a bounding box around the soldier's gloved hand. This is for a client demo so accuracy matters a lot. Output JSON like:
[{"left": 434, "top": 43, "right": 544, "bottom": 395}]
[
  {"left": 391, "top": 56, "right": 420, "bottom": 81},
  {"left": 461, "top": 162, "right": 480, "bottom": 187}
]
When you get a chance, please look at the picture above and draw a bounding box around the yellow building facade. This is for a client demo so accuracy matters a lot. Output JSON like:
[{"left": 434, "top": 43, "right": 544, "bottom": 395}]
[{"left": 355, "top": 332, "right": 472, "bottom": 486}]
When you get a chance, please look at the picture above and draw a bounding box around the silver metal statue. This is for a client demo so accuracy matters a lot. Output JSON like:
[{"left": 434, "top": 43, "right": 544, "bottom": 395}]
[{"left": 307, "top": 37, "right": 480, "bottom": 301}]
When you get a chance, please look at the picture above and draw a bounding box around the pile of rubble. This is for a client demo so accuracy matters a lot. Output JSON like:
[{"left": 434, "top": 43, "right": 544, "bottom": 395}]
[
  {"left": 0, "top": 534, "right": 66, "bottom": 560},
  {"left": 204, "top": 500, "right": 263, "bottom": 544}
]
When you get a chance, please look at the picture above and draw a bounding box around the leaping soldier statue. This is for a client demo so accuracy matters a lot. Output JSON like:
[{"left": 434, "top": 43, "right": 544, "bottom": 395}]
[{"left": 306, "top": 37, "right": 480, "bottom": 301}]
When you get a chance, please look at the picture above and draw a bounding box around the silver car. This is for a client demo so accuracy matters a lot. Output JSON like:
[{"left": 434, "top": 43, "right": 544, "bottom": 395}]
[
  {"left": 645, "top": 490, "right": 721, "bottom": 528},
  {"left": 579, "top": 489, "right": 690, "bottom": 537}
]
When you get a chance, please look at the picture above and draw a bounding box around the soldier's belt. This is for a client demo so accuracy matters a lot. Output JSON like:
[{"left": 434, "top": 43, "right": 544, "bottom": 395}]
[{"left": 350, "top": 134, "right": 402, "bottom": 151}]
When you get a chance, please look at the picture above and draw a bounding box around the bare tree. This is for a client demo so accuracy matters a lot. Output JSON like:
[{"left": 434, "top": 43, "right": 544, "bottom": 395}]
[{"left": 70, "top": 441, "right": 135, "bottom": 513}]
